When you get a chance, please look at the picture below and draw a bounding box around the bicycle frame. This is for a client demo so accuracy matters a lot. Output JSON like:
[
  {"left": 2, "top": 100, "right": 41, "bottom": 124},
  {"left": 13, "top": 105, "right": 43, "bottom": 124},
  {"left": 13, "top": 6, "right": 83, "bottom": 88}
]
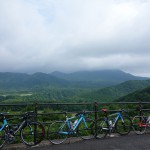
[
  {"left": 106, "top": 112, "right": 124, "bottom": 127},
  {"left": 13, "top": 120, "right": 26, "bottom": 135},
  {"left": 136, "top": 115, "right": 149, "bottom": 127},
  {"left": 0, "top": 118, "right": 8, "bottom": 131},
  {"left": 0, "top": 113, "right": 34, "bottom": 136},
  {"left": 58, "top": 114, "right": 88, "bottom": 135}
]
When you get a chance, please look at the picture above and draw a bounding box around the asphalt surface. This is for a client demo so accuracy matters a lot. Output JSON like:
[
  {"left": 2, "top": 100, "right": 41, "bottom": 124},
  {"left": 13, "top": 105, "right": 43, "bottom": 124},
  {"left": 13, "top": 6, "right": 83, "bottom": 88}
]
[{"left": 3, "top": 133, "right": 150, "bottom": 150}]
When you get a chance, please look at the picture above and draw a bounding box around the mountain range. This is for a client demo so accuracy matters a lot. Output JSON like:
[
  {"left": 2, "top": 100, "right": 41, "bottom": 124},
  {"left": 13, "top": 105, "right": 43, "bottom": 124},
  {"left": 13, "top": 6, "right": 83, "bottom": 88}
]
[
  {"left": 0, "top": 70, "right": 150, "bottom": 103},
  {"left": 0, "top": 70, "right": 148, "bottom": 92}
]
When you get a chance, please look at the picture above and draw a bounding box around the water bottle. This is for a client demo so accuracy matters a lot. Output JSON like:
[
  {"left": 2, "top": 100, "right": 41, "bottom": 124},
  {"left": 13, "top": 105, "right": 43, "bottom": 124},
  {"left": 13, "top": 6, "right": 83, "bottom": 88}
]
[
  {"left": 73, "top": 119, "right": 78, "bottom": 127},
  {"left": 147, "top": 116, "right": 150, "bottom": 124},
  {"left": 70, "top": 121, "right": 73, "bottom": 129},
  {"left": 109, "top": 120, "right": 112, "bottom": 127}
]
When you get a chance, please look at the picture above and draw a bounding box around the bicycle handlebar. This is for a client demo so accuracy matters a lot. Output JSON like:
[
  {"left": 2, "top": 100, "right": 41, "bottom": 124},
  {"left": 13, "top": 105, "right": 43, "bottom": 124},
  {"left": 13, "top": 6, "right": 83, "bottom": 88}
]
[
  {"left": 101, "top": 109, "right": 128, "bottom": 114},
  {"left": 0, "top": 112, "right": 9, "bottom": 117},
  {"left": 75, "top": 111, "right": 89, "bottom": 117},
  {"left": 21, "top": 111, "right": 36, "bottom": 120}
]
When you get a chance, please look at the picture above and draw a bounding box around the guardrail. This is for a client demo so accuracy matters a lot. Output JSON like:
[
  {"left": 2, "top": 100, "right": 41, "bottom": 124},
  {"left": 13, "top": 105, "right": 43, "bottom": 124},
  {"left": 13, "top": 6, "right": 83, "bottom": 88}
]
[{"left": 1, "top": 101, "right": 150, "bottom": 125}]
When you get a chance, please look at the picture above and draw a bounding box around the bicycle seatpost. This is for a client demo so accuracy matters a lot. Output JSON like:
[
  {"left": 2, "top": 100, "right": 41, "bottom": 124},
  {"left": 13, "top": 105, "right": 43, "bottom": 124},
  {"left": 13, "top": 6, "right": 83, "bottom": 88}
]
[
  {"left": 63, "top": 112, "right": 67, "bottom": 118},
  {"left": 102, "top": 109, "right": 108, "bottom": 117}
]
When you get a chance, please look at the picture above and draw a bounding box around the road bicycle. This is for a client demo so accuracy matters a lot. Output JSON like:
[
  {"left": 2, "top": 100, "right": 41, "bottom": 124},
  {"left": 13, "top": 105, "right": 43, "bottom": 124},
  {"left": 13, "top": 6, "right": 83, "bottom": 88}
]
[
  {"left": 47, "top": 111, "right": 94, "bottom": 144},
  {"left": 0, "top": 111, "right": 45, "bottom": 149},
  {"left": 132, "top": 105, "right": 150, "bottom": 134},
  {"left": 95, "top": 109, "right": 132, "bottom": 139}
]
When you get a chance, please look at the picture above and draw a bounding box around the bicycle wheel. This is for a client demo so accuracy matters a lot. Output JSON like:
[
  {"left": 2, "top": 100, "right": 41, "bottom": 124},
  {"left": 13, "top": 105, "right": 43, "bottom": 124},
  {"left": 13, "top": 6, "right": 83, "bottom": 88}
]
[
  {"left": 95, "top": 119, "right": 108, "bottom": 139},
  {"left": 47, "top": 121, "right": 68, "bottom": 144},
  {"left": 132, "top": 116, "right": 147, "bottom": 134},
  {"left": 20, "top": 122, "right": 45, "bottom": 146},
  {"left": 0, "top": 129, "right": 6, "bottom": 149},
  {"left": 116, "top": 116, "right": 132, "bottom": 135},
  {"left": 77, "top": 118, "right": 95, "bottom": 140}
]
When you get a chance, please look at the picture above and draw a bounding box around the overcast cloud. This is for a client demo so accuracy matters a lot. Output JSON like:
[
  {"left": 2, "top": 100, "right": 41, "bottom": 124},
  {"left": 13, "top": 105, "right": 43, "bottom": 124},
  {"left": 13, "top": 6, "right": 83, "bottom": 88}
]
[{"left": 0, "top": 0, "right": 150, "bottom": 76}]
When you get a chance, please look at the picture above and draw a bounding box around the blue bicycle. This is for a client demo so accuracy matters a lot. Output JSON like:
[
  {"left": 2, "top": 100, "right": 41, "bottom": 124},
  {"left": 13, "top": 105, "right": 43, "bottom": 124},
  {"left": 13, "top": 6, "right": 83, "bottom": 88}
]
[
  {"left": 0, "top": 112, "right": 45, "bottom": 149},
  {"left": 47, "top": 111, "right": 95, "bottom": 144},
  {"left": 95, "top": 109, "right": 132, "bottom": 139}
]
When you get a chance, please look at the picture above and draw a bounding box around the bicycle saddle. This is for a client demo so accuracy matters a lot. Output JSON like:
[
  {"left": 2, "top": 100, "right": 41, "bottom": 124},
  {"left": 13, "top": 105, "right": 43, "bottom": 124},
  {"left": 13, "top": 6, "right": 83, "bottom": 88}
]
[{"left": 102, "top": 109, "right": 108, "bottom": 112}]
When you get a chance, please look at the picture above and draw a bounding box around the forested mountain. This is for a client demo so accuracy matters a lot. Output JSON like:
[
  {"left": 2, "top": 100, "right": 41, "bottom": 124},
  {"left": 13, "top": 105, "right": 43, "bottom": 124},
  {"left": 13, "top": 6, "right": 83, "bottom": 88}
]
[
  {"left": 116, "top": 86, "right": 150, "bottom": 102},
  {"left": 0, "top": 72, "right": 69, "bottom": 91},
  {"left": 0, "top": 70, "right": 149, "bottom": 103},
  {"left": 76, "top": 80, "right": 150, "bottom": 102},
  {"left": 0, "top": 70, "right": 148, "bottom": 92},
  {"left": 51, "top": 70, "right": 147, "bottom": 82}
]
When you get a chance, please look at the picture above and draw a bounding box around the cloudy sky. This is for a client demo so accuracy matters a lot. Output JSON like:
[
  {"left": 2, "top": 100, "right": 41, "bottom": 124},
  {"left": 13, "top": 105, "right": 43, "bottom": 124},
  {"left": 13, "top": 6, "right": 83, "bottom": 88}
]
[{"left": 0, "top": 0, "right": 150, "bottom": 76}]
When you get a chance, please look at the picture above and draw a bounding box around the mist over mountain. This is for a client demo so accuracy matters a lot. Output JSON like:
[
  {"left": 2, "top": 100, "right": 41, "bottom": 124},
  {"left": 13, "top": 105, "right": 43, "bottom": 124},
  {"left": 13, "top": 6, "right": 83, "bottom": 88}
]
[{"left": 51, "top": 70, "right": 148, "bottom": 82}]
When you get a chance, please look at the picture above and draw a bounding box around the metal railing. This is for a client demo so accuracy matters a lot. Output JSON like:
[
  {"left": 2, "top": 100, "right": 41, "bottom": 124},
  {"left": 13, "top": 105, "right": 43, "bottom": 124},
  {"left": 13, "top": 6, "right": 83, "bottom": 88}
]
[{"left": 1, "top": 101, "right": 150, "bottom": 124}]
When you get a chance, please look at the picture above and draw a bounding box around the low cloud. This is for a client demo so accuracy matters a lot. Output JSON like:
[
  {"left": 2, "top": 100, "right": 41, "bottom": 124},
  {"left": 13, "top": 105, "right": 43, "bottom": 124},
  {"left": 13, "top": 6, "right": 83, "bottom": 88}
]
[{"left": 0, "top": 0, "right": 150, "bottom": 76}]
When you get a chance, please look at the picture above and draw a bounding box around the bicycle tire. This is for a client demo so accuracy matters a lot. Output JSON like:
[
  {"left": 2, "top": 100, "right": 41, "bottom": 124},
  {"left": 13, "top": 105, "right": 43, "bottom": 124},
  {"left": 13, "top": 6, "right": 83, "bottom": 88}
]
[
  {"left": 132, "top": 116, "right": 147, "bottom": 135},
  {"left": 47, "top": 121, "right": 68, "bottom": 145},
  {"left": 116, "top": 116, "right": 132, "bottom": 135},
  {"left": 94, "top": 119, "right": 108, "bottom": 139},
  {"left": 20, "top": 122, "right": 45, "bottom": 146},
  {"left": 77, "top": 118, "right": 95, "bottom": 140},
  {"left": 0, "top": 129, "right": 6, "bottom": 149}
]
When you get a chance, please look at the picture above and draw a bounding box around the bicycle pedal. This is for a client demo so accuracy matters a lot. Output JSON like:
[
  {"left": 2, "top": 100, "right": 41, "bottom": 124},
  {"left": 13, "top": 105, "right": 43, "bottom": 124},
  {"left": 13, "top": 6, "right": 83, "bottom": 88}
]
[
  {"left": 108, "top": 134, "right": 115, "bottom": 137},
  {"left": 102, "top": 128, "right": 109, "bottom": 130},
  {"left": 8, "top": 138, "right": 14, "bottom": 143}
]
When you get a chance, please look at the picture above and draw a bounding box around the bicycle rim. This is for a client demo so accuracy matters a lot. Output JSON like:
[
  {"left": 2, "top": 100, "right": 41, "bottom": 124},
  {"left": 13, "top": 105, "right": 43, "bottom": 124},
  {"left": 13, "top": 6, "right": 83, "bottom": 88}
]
[
  {"left": 77, "top": 118, "right": 95, "bottom": 140},
  {"left": 132, "top": 116, "right": 147, "bottom": 135},
  {"left": 116, "top": 116, "right": 132, "bottom": 135},
  {"left": 95, "top": 119, "right": 108, "bottom": 139},
  {"left": 47, "top": 121, "right": 68, "bottom": 144},
  {"left": 0, "top": 129, "right": 6, "bottom": 149},
  {"left": 20, "top": 122, "right": 45, "bottom": 146}
]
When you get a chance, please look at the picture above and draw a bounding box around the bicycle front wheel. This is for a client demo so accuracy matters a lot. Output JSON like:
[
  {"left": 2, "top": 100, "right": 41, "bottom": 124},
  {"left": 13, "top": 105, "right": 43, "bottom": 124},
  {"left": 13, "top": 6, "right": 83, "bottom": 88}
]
[
  {"left": 0, "top": 129, "right": 6, "bottom": 149},
  {"left": 116, "top": 116, "right": 132, "bottom": 135},
  {"left": 132, "top": 116, "right": 147, "bottom": 134},
  {"left": 47, "top": 121, "right": 68, "bottom": 144},
  {"left": 20, "top": 122, "right": 45, "bottom": 146},
  {"left": 95, "top": 119, "right": 108, "bottom": 139},
  {"left": 77, "top": 118, "right": 95, "bottom": 140}
]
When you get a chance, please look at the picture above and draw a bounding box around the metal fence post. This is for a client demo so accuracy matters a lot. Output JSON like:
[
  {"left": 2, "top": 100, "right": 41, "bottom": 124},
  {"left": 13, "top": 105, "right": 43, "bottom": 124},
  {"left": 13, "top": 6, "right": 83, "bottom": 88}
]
[
  {"left": 94, "top": 102, "right": 98, "bottom": 135},
  {"left": 138, "top": 102, "right": 142, "bottom": 116},
  {"left": 34, "top": 102, "right": 38, "bottom": 122},
  {"left": 34, "top": 102, "right": 38, "bottom": 144}
]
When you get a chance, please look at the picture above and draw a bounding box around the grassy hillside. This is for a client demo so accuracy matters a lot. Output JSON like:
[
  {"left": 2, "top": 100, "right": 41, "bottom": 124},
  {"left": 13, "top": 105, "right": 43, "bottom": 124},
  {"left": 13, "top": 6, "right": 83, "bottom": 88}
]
[
  {"left": 1, "top": 79, "right": 150, "bottom": 103},
  {"left": 116, "top": 86, "right": 150, "bottom": 102},
  {"left": 77, "top": 80, "right": 150, "bottom": 102}
]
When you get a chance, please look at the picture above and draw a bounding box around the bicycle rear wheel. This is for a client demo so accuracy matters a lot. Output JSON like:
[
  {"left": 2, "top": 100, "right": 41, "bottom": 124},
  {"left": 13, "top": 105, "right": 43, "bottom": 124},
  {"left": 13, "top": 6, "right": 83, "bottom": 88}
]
[
  {"left": 95, "top": 119, "right": 108, "bottom": 139},
  {"left": 47, "top": 121, "right": 68, "bottom": 144},
  {"left": 20, "top": 122, "right": 45, "bottom": 146},
  {"left": 132, "top": 116, "right": 147, "bottom": 134},
  {"left": 116, "top": 116, "right": 132, "bottom": 135},
  {"left": 77, "top": 118, "right": 95, "bottom": 140}
]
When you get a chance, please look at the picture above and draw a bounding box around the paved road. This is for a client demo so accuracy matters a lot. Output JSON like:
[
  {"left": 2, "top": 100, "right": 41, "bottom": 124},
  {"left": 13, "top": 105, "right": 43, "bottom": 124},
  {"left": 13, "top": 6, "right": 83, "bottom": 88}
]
[{"left": 3, "top": 133, "right": 150, "bottom": 150}]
